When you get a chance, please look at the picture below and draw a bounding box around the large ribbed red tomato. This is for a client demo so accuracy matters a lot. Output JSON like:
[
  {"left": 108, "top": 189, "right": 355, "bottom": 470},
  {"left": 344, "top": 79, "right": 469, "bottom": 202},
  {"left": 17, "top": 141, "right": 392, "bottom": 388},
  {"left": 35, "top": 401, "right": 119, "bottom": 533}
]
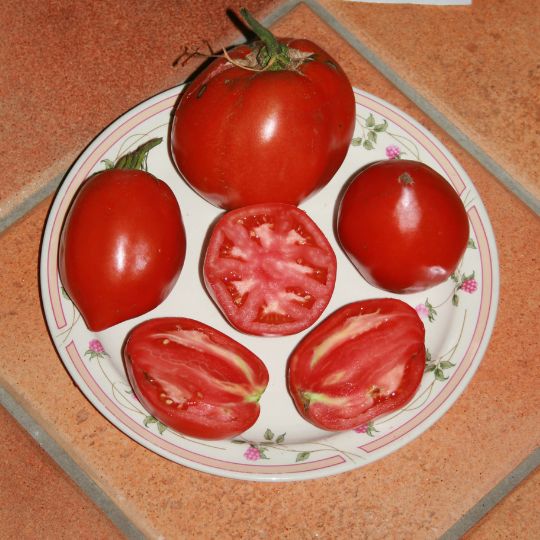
[
  {"left": 124, "top": 317, "right": 269, "bottom": 440},
  {"left": 170, "top": 10, "right": 355, "bottom": 210},
  {"left": 287, "top": 299, "right": 425, "bottom": 431},
  {"left": 337, "top": 160, "right": 469, "bottom": 294}
]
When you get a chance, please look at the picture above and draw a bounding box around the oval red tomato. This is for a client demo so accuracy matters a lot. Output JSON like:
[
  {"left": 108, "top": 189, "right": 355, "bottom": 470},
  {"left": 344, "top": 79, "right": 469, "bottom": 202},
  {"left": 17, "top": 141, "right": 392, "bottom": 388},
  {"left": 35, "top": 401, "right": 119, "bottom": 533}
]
[
  {"left": 287, "top": 298, "right": 425, "bottom": 431},
  {"left": 337, "top": 159, "right": 469, "bottom": 293},
  {"left": 123, "top": 317, "right": 269, "bottom": 440},
  {"left": 203, "top": 203, "right": 337, "bottom": 336},
  {"left": 170, "top": 13, "right": 355, "bottom": 210},
  {"left": 59, "top": 141, "right": 186, "bottom": 331}
]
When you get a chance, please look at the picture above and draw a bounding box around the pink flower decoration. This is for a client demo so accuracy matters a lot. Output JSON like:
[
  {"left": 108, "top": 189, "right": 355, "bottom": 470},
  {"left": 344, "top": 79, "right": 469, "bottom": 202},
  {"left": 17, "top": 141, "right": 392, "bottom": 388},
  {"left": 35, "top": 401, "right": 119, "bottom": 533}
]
[
  {"left": 461, "top": 278, "right": 478, "bottom": 294},
  {"left": 415, "top": 304, "right": 429, "bottom": 318},
  {"left": 88, "top": 339, "right": 105, "bottom": 354},
  {"left": 244, "top": 446, "right": 261, "bottom": 461},
  {"left": 385, "top": 145, "right": 401, "bottom": 159},
  {"left": 354, "top": 424, "right": 368, "bottom": 434}
]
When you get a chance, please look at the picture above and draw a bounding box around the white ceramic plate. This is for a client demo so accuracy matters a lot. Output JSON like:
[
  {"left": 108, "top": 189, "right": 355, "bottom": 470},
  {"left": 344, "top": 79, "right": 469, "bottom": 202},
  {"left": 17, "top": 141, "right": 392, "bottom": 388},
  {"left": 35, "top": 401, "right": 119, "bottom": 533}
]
[{"left": 40, "top": 86, "right": 499, "bottom": 482}]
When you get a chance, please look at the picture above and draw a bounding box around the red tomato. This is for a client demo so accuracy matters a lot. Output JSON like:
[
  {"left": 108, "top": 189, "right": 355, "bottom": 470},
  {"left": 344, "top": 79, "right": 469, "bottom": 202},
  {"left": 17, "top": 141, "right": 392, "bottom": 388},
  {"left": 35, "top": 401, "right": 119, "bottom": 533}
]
[
  {"left": 123, "top": 317, "right": 269, "bottom": 440},
  {"left": 287, "top": 298, "right": 426, "bottom": 431},
  {"left": 337, "top": 160, "right": 469, "bottom": 293},
  {"left": 59, "top": 144, "right": 186, "bottom": 331},
  {"left": 203, "top": 203, "right": 337, "bottom": 336},
  {"left": 170, "top": 12, "right": 355, "bottom": 209}
]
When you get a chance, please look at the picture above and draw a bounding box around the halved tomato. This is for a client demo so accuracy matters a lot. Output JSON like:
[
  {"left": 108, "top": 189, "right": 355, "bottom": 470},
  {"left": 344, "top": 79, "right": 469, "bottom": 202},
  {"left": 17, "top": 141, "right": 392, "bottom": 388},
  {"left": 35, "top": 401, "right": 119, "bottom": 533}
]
[
  {"left": 287, "top": 298, "right": 426, "bottom": 431},
  {"left": 203, "top": 203, "right": 337, "bottom": 336},
  {"left": 123, "top": 317, "right": 269, "bottom": 440}
]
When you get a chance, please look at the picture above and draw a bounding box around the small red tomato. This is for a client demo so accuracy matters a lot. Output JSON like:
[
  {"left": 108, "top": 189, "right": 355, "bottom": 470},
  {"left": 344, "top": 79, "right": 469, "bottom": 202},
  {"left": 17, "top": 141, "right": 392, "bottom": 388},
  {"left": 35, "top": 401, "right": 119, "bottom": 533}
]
[
  {"left": 287, "top": 298, "right": 425, "bottom": 431},
  {"left": 337, "top": 160, "right": 469, "bottom": 293},
  {"left": 203, "top": 203, "right": 337, "bottom": 336},
  {"left": 170, "top": 9, "right": 355, "bottom": 210},
  {"left": 123, "top": 317, "right": 269, "bottom": 440},
  {"left": 59, "top": 139, "right": 186, "bottom": 331}
]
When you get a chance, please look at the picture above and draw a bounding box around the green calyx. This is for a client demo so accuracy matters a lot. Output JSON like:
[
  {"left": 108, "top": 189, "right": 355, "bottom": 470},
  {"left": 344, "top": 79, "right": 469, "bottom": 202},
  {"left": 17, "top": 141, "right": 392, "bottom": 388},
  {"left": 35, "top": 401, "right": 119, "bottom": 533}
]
[
  {"left": 240, "top": 8, "right": 292, "bottom": 71},
  {"left": 102, "top": 137, "right": 162, "bottom": 171}
]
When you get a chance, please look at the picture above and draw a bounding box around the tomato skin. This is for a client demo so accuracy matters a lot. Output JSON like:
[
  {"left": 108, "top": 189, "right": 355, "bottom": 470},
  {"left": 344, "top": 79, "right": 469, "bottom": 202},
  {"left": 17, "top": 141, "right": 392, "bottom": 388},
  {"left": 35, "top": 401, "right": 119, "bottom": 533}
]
[
  {"left": 171, "top": 39, "right": 355, "bottom": 209},
  {"left": 287, "top": 299, "right": 425, "bottom": 431},
  {"left": 203, "top": 203, "right": 337, "bottom": 336},
  {"left": 337, "top": 160, "right": 469, "bottom": 293},
  {"left": 59, "top": 169, "right": 186, "bottom": 331},
  {"left": 123, "top": 317, "right": 269, "bottom": 440}
]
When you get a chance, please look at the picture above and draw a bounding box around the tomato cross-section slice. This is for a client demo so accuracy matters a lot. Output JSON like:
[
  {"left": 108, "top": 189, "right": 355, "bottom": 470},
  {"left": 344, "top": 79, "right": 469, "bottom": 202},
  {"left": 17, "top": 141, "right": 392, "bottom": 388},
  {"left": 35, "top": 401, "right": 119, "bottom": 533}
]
[
  {"left": 123, "top": 317, "right": 269, "bottom": 440},
  {"left": 287, "top": 298, "right": 426, "bottom": 431},
  {"left": 203, "top": 203, "right": 337, "bottom": 336}
]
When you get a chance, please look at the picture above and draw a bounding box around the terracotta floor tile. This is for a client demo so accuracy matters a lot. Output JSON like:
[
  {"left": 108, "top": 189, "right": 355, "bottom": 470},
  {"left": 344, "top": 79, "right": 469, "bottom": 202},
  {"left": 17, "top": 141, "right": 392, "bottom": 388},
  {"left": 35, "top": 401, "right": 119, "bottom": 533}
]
[
  {"left": 0, "top": 404, "right": 124, "bottom": 540},
  {"left": 0, "top": 0, "right": 282, "bottom": 226},
  {"left": 0, "top": 4, "right": 539, "bottom": 538},
  {"left": 319, "top": 0, "right": 540, "bottom": 202},
  {"left": 465, "top": 467, "right": 540, "bottom": 539}
]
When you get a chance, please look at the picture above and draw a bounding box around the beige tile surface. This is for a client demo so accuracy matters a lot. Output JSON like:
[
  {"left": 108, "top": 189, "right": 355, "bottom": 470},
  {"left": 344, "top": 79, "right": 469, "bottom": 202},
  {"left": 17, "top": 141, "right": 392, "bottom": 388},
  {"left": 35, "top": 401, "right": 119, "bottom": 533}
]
[
  {"left": 1, "top": 4, "right": 539, "bottom": 538},
  {"left": 0, "top": 404, "right": 124, "bottom": 540},
  {"left": 319, "top": 0, "right": 540, "bottom": 202}
]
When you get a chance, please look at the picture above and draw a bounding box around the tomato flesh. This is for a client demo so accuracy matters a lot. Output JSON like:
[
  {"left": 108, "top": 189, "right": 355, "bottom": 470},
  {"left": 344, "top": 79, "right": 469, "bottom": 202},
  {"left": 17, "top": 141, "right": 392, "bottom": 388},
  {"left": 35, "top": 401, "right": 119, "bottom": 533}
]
[
  {"left": 204, "top": 203, "right": 337, "bottom": 336},
  {"left": 59, "top": 169, "right": 186, "bottom": 331},
  {"left": 124, "top": 317, "right": 269, "bottom": 440},
  {"left": 287, "top": 299, "right": 426, "bottom": 431},
  {"left": 337, "top": 160, "right": 469, "bottom": 293}
]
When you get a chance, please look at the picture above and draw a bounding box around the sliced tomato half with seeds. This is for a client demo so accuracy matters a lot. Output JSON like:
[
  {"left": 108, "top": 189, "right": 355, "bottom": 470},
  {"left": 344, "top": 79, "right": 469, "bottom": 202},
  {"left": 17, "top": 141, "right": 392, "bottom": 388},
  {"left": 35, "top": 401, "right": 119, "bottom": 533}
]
[
  {"left": 203, "top": 203, "right": 337, "bottom": 336},
  {"left": 123, "top": 317, "right": 269, "bottom": 440}
]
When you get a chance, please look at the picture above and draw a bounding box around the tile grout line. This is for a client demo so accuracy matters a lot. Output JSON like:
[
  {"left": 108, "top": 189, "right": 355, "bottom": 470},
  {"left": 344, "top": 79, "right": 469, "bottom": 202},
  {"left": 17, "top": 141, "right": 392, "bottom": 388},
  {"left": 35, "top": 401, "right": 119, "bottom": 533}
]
[
  {"left": 0, "top": 385, "right": 147, "bottom": 540},
  {"left": 440, "top": 448, "right": 540, "bottom": 539},
  {"left": 0, "top": 171, "right": 65, "bottom": 235}
]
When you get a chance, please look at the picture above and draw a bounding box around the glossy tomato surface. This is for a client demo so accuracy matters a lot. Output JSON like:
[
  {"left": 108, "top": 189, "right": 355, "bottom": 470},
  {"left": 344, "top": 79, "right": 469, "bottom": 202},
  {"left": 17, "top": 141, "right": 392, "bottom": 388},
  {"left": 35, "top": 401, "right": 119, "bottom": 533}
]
[
  {"left": 59, "top": 169, "right": 186, "bottom": 331},
  {"left": 171, "top": 39, "right": 355, "bottom": 209},
  {"left": 337, "top": 160, "right": 469, "bottom": 293},
  {"left": 204, "top": 203, "right": 337, "bottom": 336},
  {"left": 288, "top": 298, "right": 426, "bottom": 431},
  {"left": 123, "top": 317, "right": 269, "bottom": 440}
]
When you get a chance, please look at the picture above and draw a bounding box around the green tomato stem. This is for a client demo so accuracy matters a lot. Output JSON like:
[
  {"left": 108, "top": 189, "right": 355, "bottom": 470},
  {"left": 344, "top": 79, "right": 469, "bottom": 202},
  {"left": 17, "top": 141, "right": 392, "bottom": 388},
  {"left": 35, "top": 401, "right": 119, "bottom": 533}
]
[
  {"left": 240, "top": 8, "right": 290, "bottom": 70},
  {"left": 113, "top": 137, "right": 162, "bottom": 171}
]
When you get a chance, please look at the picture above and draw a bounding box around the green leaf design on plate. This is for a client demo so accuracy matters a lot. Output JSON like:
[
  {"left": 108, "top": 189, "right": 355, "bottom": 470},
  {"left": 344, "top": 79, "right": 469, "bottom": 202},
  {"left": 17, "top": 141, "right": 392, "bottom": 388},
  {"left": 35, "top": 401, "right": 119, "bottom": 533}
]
[
  {"left": 439, "top": 360, "right": 456, "bottom": 370},
  {"left": 275, "top": 433, "right": 286, "bottom": 444},
  {"left": 264, "top": 428, "right": 274, "bottom": 441},
  {"left": 157, "top": 422, "right": 167, "bottom": 434},
  {"left": 351, "top": 137, "right": 363, "bottom": 147},
  {"left": 374, "top": 120, "right": 388, "bottom": 132},
  {"left": 296, "top": 451, "right": 310, "bottom": 463},
  {"left": 143, "top": 415, "right": 158, "bottom": 426},
  {"left": 467, "top": 238, "right": 477, "bottom": 249},
  {"left": 365, "top": 113, "right": 375, "bottom": 127},
  {"left": 434, "top": 367, "right": 448, "bottom": 381},
  {"left": 363, "top": 140, "right": 375, "bottom": 150}
]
